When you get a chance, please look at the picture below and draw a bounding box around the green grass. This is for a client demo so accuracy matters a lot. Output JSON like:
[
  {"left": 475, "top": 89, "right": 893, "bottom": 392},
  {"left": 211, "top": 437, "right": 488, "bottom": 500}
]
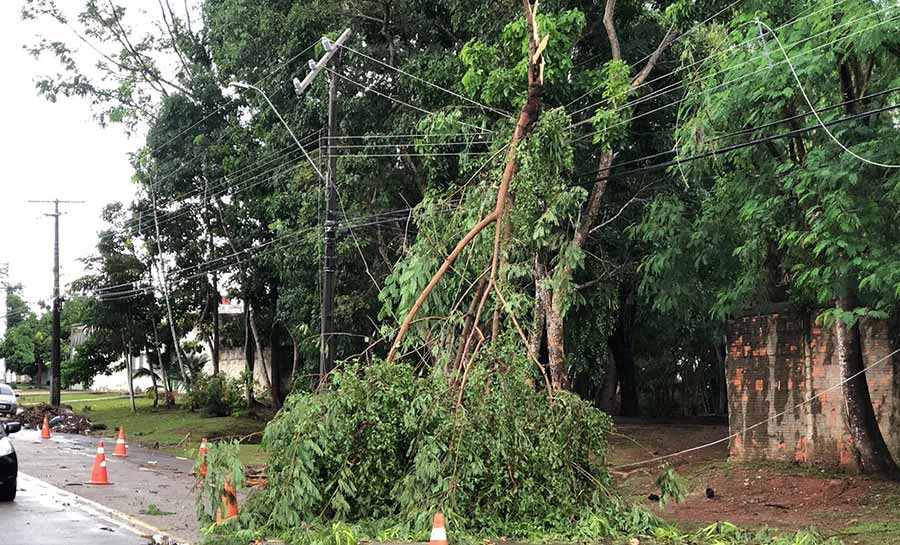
[
  {"left": 17, "top": 390, "right": 126, "bottom": 406},
  {"left": 832, "top": 522, "right": 900, "bottom": 545},
  {"left": 67, "top": 394, "right": 268, "bottom": 465}
]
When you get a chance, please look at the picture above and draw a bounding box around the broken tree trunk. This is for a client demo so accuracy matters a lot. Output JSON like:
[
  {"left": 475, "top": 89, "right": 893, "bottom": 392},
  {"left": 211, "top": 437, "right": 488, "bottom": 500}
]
[{"left": 386, "top": 0, "right": 548, "bottom": 362}]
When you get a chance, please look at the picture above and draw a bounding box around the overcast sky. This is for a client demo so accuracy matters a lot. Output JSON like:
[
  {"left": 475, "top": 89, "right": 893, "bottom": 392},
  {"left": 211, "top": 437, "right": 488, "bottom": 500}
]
[{"left": 0, "top": 0, "right": 143, "bottom": 306}]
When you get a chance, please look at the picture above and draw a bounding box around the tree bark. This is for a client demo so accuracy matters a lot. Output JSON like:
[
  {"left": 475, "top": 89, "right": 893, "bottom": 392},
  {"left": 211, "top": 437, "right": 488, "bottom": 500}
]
[
  {"left": 546, "top": 292, "right": 569, "bottom": 390},
  {"left": 528, "top": 254, "right": 548, "bottom": 359},
  {"left": 247, "top": 302, "right": 273, "bottom": 392},
  {"left": 608, "top": 285, "right": 639, "bottom": 416},
  {"left": 597, "top": 351, "right": 618, "bottom": 413},
  {"left": 835, "top": 290, "right": 900, "bottom": 479},
  {"left": 243, "top": 304, "right": 256, "bottom": 407}
]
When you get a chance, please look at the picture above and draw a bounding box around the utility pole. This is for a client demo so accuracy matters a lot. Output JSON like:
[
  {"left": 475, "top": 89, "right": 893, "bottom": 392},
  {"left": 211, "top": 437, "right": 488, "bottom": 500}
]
[
  {"left": 232, "top": 28, "right": 350, "bottom": 386},
  {"left": 28, "top": 199, "right": 84, "bottom": 407},
  {"left": 320, "top": 49, "right": 341, "bottom": 382}
]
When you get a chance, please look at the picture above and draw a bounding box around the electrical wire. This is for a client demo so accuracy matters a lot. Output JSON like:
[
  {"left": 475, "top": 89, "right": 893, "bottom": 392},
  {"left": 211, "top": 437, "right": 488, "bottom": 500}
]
[
  {"left": 325, "top": 67, "right": 492, "bottom": 134},
  {"left": 566, "top": 0, "right": 854, "bottom": 117},
  {"left": 340, "top": 44, "right": 513, "bottom": 118},
  {"left": 756, "top": 18, "right": 900, "bottom": 169},
  {"left": 568, "top": 3, "right": 895, "bottom": 138},
  {"left": 573, "top": 101, "right": 900, "bottom": 184},
  {"left": 572, "top": 9, "right": 900, "bottom": 144},
  {"left": 613, "top": 345, "right": 900, "bottom": 470}
]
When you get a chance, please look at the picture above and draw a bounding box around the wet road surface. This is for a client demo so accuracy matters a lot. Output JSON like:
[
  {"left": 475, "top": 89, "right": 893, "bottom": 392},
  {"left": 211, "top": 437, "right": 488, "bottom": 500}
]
[
  {"left": 1, "top": 472, "right": 147, "bottom": 544},
  {"left": 4, "top": 428, "right": 197, "bottom": 544}
]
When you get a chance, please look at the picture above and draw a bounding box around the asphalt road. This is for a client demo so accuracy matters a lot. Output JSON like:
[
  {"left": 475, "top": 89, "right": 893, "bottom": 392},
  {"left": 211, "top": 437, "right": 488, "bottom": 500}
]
[
  {"left": 1, "top": 472, "right": 148, "bottom": 545},
  {"left": 3, "top": 428, "right": 199, "bottom": 544}
]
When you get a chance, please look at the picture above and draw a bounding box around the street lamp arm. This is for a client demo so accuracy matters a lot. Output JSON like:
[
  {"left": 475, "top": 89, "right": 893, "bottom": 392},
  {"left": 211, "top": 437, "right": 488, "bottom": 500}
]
[{"left": 229, "top": 81, "right": 325, "bottom": 182}]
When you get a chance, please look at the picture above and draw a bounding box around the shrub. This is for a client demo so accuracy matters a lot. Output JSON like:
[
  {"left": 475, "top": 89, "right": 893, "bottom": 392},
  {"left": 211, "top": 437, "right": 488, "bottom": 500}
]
[{"left": 190, "top": 373, "right": 246, "bottom": 417}]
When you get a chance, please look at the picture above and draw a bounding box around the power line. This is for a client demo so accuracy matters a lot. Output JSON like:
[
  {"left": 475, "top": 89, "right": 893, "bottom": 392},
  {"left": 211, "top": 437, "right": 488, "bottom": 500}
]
[
  {"left": 572, "top": 9, "right": 900, "bottom": 144},
  {"left": 573, "top": 101, "right": 900, "bottom": 184},
  {"left": 325, "top": 67, "right": 492, "bottom": 134},
  {"left": 341, "top": 44, "right": 513, "bottom": 119},
  {"left": 566, "top": 0, "right": 854, "bottom": 117},
  {"left": 613, "top": 345, "right": 900, "bottom": 470}
]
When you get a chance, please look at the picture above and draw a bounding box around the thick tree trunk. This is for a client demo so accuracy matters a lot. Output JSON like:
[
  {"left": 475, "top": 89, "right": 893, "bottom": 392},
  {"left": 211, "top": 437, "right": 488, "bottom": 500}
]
[
  {"left": 269, "top": 326, "right": 283, "bottom": 409},
  {"left": 715, "top": 338, "right": 728, "bottom": 416},
  {"left": 528, "top": 255, "right": 548, "bottom": 360},
  {"left": 835, "top": 291, "right": 900, "bottom": 479}
]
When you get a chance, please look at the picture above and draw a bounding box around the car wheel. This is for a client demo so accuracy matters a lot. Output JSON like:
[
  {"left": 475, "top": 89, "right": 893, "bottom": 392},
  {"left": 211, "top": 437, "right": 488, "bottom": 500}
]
[{"left": 0, "top": 478, "right": 16, "bottom": 502}]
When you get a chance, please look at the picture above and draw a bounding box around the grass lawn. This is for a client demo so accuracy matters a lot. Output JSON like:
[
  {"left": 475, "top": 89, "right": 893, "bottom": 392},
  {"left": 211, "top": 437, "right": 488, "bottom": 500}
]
[
  {"left": 63, "top": 394, "right": 268, "bottom": 465},
  {"left": 17, "top": 390, "right": 127, "bottom": 406}
]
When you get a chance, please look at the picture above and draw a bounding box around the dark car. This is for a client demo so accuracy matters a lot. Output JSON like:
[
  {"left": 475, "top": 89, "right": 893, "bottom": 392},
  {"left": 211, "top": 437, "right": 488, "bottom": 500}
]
[{"left": 0, "top": 420, "right": 21, "bottom": 501}]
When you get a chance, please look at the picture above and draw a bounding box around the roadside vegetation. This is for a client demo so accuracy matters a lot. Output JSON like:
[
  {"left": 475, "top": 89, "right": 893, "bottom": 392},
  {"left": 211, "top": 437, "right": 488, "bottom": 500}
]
[{"left": 6, "top": 0, "right": 900, "bottom": 544}]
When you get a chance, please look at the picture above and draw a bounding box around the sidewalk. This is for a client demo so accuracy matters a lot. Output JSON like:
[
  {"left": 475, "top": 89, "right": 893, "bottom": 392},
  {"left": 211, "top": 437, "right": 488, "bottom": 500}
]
[{"left": 12, "top": 428, "right": 200, "bottom": 543}]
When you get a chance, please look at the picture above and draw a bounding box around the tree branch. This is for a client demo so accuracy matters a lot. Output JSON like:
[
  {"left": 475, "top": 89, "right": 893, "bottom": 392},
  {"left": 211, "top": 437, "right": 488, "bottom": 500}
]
[
  {"left": 632, "top": 26, "right": 677, "bottom": 87},
  {"left": 603, "top": 0, "right": 622, "bottom": 61}
]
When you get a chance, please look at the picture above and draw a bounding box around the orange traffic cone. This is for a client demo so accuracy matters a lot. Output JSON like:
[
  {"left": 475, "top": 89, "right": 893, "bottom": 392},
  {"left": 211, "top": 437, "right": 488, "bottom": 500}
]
[
  {"left": 112, "top": 426, "right": 127, "bottom": 457},
  {"left": 40, "top": 414, "right": 51, "bottom": 439},
  {"left": 430, "top": 512, "right": 448, "bottom": 545},
  {"left": 197, "top": 437, "right": 209, "bottom": 479},
  {"left": 87, "top": 439, "right": 112, "bottom": 485},
  {"left": 218, "top": 478, "right": 238, "bottom": 523}
]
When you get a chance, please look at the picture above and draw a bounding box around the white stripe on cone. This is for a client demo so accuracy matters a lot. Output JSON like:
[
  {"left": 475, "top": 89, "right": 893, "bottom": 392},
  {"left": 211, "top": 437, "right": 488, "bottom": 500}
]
[
  {"left": 430, "top": 527, "right": 447, "bottom": 541},
  {"left": 97, "top": 447, "right": 105, "bottom": 454},
  {"left": 116, "top": 438, "right": 125, "bottom": 444}
]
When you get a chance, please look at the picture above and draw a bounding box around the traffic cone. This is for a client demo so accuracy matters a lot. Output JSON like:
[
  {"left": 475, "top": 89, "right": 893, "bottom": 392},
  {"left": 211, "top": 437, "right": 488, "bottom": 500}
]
[
  {"left": 430, "top": 512, "right": 448, "bottom": 545},
  {"left": 196, "top": 437, "right": 209, "bottom": 479},
  {"left": 40, "top": 414, "right": 51, "bottom": 439},
  {"left": 220, "top": 478, "right": 238, "bottom": 522},
  {"left": 112, "top": 426, "right": 127, "bottom": 457},
  {"left": 87, "top": 439, "right": 112, "bottom": 485}
]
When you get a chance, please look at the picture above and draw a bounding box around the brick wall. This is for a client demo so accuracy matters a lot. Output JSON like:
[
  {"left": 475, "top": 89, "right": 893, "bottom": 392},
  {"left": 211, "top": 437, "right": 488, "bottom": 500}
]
[{"left": 727, "top": 306, "right": 900, "bottom": 469}]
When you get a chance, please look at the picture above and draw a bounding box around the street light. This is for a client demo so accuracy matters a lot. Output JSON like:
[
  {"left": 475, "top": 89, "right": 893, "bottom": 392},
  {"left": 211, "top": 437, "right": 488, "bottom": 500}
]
[{"left": 228, "top": 81, "right": 325, "bottom": 182}]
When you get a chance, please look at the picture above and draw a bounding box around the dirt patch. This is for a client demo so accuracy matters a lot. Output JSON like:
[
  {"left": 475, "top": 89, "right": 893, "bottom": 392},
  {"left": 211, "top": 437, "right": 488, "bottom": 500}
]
[
  {"left": 658, "top": 466, "right": 899, "bottom": 532},
  {"left": 17, "top": 403, "right": 96, "bottom": 434},
  {"left": 610, "top": 417, "right": 900, "bottom": 543}
]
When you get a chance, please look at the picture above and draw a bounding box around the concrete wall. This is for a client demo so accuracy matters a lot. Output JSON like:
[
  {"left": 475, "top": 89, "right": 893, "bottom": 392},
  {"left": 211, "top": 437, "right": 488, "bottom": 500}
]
[{"left": 727, "top": 306, "right": 899, "bottom": 469}]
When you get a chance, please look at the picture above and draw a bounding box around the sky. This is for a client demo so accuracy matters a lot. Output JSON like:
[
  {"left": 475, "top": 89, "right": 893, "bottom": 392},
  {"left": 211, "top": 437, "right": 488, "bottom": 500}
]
[{"left": 0, "top": 1, "right": 143, "bottom": 307}]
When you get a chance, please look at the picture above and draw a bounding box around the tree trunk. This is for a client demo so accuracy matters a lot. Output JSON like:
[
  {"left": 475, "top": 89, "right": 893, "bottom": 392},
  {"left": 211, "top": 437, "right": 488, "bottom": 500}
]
[
  {"left": 546, "top": 293, "right": 570, "bottom": 390},
  {"left": 608, "top": 285, "right": 639, "bottom": 416},
  {"left": 248, "top": 302, "right": 272, "bottom": 392},
  {"left": 244, "top": 306, "right": 256, "bottom": 407},
  {"left": 151, "top": 317, "right": 174, "bottom": 407},
  {"left": 835, "top": 291, "right": 900, "bottom": 479},
  {"left": 149, "top": 355, "right": 159, "bottom": 409},
  {"left": 715, "top": 338, "right": 728, "bottom": 416},
  {"left": 124, "top": 346, "right": 136, "bottom": 413},
  {"left": 269, "top": 325, "right": 283, "bottom": 409},
  {"left": 528, "top": 255, "right": 548, "bottom": 360},
  {"left": 597, "top": 351, "right": 618, "bottom": 413}
]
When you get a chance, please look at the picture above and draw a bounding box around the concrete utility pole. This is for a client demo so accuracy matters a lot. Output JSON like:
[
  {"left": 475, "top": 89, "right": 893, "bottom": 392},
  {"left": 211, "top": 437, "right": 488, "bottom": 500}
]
[
  {"left": 28, "top": 199, "right": 84, "bottom": 407},
  {"left": 320, "top": 47, "right": 341, "bottom": 383},
  {"left": 230, "top": 29, "right": 351, "bottom": 386}
]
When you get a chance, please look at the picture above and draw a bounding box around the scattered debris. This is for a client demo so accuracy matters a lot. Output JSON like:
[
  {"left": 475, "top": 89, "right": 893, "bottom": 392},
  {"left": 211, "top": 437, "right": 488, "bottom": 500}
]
[
  {"left": 705, "top": 487, "right": 715, "bottom": 499},
  {"left": 647, "top": 493, "right": 660, "bottom": 502},
  {"left": 245, "top": 464, "right": 268, "bottom": 488},
  {"left": 18, "top": 404, "right": 94, "bottom": 434}
]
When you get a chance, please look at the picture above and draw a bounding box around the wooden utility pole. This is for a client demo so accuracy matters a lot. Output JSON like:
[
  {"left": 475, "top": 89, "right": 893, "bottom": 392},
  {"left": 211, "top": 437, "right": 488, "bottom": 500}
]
[{"left": 28, "top": 199, "right": 84, "bottom": 407}]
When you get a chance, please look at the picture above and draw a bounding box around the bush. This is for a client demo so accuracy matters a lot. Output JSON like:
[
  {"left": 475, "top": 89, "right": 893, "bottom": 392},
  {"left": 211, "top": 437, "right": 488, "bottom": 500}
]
[
  {"left": 237, "top": 352, "right": 615, "bottom": 538},
  {"left": 190, "top": 374, "right": 246, "bottom": 417}
]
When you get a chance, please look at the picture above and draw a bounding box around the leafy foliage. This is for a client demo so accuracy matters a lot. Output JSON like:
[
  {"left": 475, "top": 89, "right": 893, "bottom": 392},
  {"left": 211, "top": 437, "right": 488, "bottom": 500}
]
[
  {"left": 190, "top": 373, "right": 247, "bottom": 417},
  {"left": 233, "top": 357, "right": 615, "bottom": 538}
]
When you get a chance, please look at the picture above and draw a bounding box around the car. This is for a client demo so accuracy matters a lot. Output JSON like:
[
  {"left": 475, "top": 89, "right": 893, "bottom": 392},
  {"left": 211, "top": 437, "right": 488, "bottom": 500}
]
[
  {"left": 0, "top": 420, "right": 21, "bottom": 501},
  {"left": 0, "top": 384, "right": 16, "bottom": 417}
]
